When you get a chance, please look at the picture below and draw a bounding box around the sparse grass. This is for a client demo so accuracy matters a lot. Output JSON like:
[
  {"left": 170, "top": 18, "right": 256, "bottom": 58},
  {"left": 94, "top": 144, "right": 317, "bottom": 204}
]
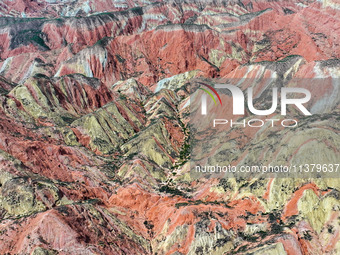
[{"left": 159, "top": 185, "right": 184, "bottom": 196}]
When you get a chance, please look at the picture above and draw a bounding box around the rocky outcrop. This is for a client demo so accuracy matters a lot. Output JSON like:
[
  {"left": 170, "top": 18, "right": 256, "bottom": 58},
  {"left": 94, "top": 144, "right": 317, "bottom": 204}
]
[{"left": 1, "top": 74, "right": 113, "bottom": 125}]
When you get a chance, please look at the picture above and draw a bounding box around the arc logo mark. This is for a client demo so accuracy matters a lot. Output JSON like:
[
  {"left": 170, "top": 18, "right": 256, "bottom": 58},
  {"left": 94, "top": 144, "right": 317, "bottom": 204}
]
[{"left": 198, "top": 82, "right": 222, "bottom": 115}]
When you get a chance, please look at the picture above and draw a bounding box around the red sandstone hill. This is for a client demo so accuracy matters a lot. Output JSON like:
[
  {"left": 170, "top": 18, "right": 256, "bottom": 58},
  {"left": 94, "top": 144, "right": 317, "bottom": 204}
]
[{"left": 0, "top": 1, "right": 339, "bottom": 254}]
